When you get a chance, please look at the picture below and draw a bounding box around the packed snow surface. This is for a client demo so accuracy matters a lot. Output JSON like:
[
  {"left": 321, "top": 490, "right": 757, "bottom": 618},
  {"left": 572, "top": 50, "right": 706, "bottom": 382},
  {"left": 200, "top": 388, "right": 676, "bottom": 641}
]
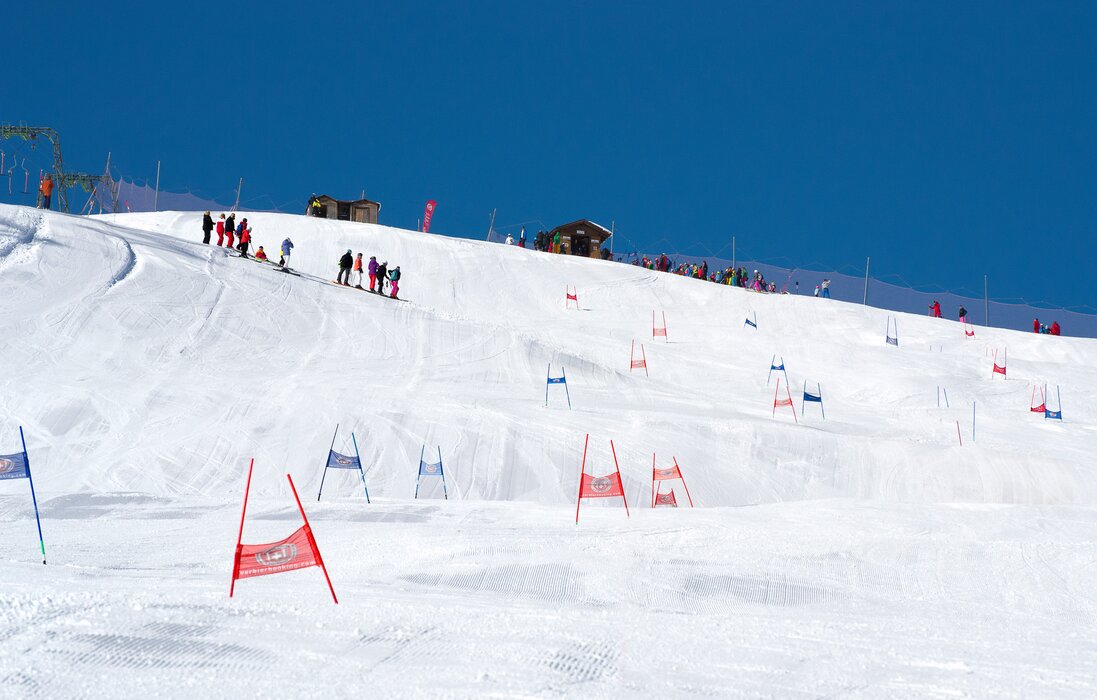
[{"left": 1, "top": 203, "right": 1095, "bottom": 697}]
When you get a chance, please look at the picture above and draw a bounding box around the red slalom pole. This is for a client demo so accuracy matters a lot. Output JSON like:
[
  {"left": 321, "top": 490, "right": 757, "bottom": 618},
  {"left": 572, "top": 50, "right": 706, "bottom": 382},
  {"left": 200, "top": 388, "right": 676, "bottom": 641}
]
[
  {"left": 676, "top": 457, "right": 695, "bottom": 507},
  {"left": 576, "top": 434, "right": 589, "bottom": 523},
  {"left": 610, "top": 439, "right": 629, "bottom": 517},
  {"left": 287, "top": 473, "right": 339, "bottom": 604},
  {"left": 230, "top": 458, "right": 254, "bottom": 597},
  {"left": 956, "top": 421, "right": 963, "bottom": 446}
]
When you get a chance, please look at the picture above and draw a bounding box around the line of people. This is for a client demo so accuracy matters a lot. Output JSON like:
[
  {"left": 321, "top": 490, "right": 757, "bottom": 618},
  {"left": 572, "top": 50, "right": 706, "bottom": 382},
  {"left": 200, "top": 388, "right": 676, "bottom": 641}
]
[
  {"left": 1034, "top": 318, "right": 1061, "bottom": 335},
  {"left": 336, "top": 249, "right": 402, "bottom": 299},
  {"left": 201, "top": 212, "right": 255, "bottom": 257}
]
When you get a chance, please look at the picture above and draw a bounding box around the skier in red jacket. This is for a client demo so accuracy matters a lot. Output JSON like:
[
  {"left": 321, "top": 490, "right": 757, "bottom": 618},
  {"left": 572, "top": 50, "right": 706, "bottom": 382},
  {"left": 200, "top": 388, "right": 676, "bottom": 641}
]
[
  {"left": 1050, "top": 321, "right": 1061, "bottom": 336},
  {"left": 1033, "top": 318, "right": 1040, "bottom": 333},
  {"left": 216, "top": 214, "right": 226, "bottom": 246}
]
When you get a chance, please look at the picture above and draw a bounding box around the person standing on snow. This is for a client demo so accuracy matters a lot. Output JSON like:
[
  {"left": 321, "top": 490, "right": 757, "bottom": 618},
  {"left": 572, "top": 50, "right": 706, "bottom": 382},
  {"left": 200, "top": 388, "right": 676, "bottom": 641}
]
[
  {"left": 820, "top": 278, "right": 831, "bottom": 298},
  {"left": 235, "top": 218, "right": 248, "bottom": 251},
  {"left": 388, "top": 265, "right": 401, "bottom": 299},
  {"left": 225, "top": 214, "right": 236, "bottom": 248},
  {"left": 518, "top": 226, "right": 526, "bottom": 248},
  {"left": 505, "top": 233, "right": 514, "bottom": 245},
  {"left": 238, "top": 225, "right": 252, "bottom": 258},
  {"left": 353, "top": 253, "right": 364, "bottom": 289},
  {"left": 368, "top": 255, "right": 379, "bottom": 292},
  {"left": 1050, "top": 321, "right": 1061, "bottom": 336},
  {"left": 958, "top": 306, "right": 968, "bottom": 323},
  {"left": 375, "top": 261, "right": 388, "bottom": 294},
  {"left": 38, "top": 173, "right": 54, "bottom": 209},
  {"left": 280, "top": 237, "right": 294, "bottom": 269},
  {"left": 202, "top": 211, "right": 214, "bottom": 244},
  {"left": 337, "top": 249, "right": 354, "bottom": 286},
  {"left": 216, "top": 214, "right": 226, "bottom": 246},
  {"left": 930, "top": 300, "right": 941, "bottom": 318},
  {"left": 552, "top": 231, "right": 561, "bottom": 254}
]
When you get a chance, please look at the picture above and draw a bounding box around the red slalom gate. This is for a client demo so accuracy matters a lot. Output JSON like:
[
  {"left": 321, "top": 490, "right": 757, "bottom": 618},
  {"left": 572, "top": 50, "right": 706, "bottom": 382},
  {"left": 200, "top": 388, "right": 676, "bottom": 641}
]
[
  {"left": 565, "top": 286, "right": 579, "bottom": 310},
  {"left": 651, "top": 454, "right": 694, "bottom": 508},
  {"left": 772, "top": 377, "right": 798, "bottom": 423},
  {"left": 992, "top": 348, "right": 1007, "bottom": 379},
  {"left": 654, "top": 491, "right": 678, "bottom": 507},
  {"left": 575, "top": 434, "right": 630, "bottom": 523},
  {"left": 964, "top": 322, "right": 976, "bottom": 338},
  {"left": 230, "top": 459, "right": 338, "bottom": 604},
  {"left": 630, "top": 340, "right": 649, "bottom": 376},
  {"left": 653, "top": 310, "right": 668, "bottom": 342},
  {"left": 1030, "top": 385, "right": 1047, "bottom": 413}
]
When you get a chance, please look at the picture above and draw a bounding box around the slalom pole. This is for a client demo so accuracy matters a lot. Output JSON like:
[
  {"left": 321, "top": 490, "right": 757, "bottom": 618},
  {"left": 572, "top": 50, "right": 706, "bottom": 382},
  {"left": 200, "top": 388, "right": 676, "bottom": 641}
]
[
  {"left": 788, "top": 381, "right": 798, "bottom": 424},
  {"left": 641, "top": 344, "right": 649, "bottom": 377},
  {"left": 562, "top": 367, "right": 572, "bottom": 409},
  {"left": 414, "top": 445, "right": 424, "bottom": 499},
  {"left": 610, "top": 439, "right": 629, "bottom": 517},
  {"left": 650, "top": 453, "right": 656, "bottom": 508},
  {"left": 575, "top": 434, "right": 589, "bottom": 524},
  {"left": 230, "top": 458, "right": 254, "bottom": 596},
  {"left": 676, "top": 457, "right": 695, "bottom": 507},
  {"left": 1057, "top": 385, "right": 1063, "bottom": 419},
  {"left": 801, "top": 380, "right": 806, "bottom": 415},
  {"left": 287, "top": 473, "right": 338, "bottom": 604},
  {"left": 545, "top": 363, "right": 550, "bottom": 406},
  {"left": 819, "top": 383, "right": 826, "bottom": 420},
  {"left": 956, "top": 421, "right": 963, "bottom": 446},
  {"left": 972, "top": 402, "right": 976, "bottom": 442},
  {"left": 351, "top": 432, "right": 370, "bottom": 504},
  {"left": 773, "top": 378, "right": 781, "bottom": 417},
  {"left": 438, "top": 446, "right": 448, "bottom": 500},
  {"left": 317, "top": 423, "right": 339, "bottom": 501},
  {"left": 768, "top": 355, "right": 775, "bottom": 385},
  {"left": 663, "top": 311, "right": 668, "bottom": 342},
  {"left": 20, "top": 427, "right": 46, "bottom": 565}
]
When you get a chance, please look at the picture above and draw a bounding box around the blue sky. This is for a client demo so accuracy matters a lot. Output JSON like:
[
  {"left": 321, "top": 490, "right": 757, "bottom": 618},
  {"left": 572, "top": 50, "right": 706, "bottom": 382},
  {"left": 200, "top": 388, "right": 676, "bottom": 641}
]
[{"left": 5, "top": 1, "right": 1095, "bottom": 309}]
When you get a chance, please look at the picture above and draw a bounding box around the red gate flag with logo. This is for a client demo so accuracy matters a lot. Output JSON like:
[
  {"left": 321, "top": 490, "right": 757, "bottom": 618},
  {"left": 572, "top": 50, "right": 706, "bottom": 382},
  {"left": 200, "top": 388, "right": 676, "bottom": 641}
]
[
  {"left": 422, "top": 200, "right": 437, "bottom": 232},
  {"left": 230, "top": 459, "right": 338, "bottom": 603},
  {"left": 575, "top": 434, "right": 630, "bottom": 522},
  {"left": 651, "top": 454, "right": 695, "bottom": 508}
]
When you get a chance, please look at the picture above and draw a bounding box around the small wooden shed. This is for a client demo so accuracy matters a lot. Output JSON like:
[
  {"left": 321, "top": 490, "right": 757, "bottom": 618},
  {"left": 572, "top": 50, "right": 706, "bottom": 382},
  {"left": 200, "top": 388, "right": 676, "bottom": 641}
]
[
  {"left": 310, "top": 195, "right": 381, "bottom": 224},
  {"left": 551, "top": 219, "right": 612, "bottom": 259}
]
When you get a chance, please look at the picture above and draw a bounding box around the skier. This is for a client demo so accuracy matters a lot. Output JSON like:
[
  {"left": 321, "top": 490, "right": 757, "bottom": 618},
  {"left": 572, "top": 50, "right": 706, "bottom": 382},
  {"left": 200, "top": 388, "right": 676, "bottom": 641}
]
[
  {"left": 353, "top": 253, "right": 364, "bottom": 289},
  {"left": 216, "top": 214, "right": 226, "bottom": 246},
  {"left": 368, "top": 255, "right": 379, "bottom": 292},
  {"left": 552, "top": 231, "right": 561, "bottom": 254},
  {"left": 38, "top": 173, "right": 54, "bottom": 209},
  {"left": 254, "top": 246, "right": 268, "bottom": 261},
  {"left": 388, "top": 265, "right": 401, "bottom": 299},
  {"left": 505, "top": 233, "right": 514, "bottom": 245},
  {"left": 518, "top": 226, "right": 526, "bottom": 248},
  {"left": 930, "top": 300, "right": 941, "bottom": 318},
  {"left": 225, "top": 214, "right": 236, "bottom": 249},
  {"left": 337, "top": 249, "right": 353, "bottom": 286},
  {"left": 820, "top": 278, "right": 831, "bottom": 298},
  {"left": 238, "top": 225, "right": 252, "bottom": 258},
  {"left": 235, "top": 218, "right": 248, "bottom": 251},
  {"left": 1050, "top": 321, "right": 1061, "bottom": 336},
  {"left": 375, "top": 261, "right": 388, "bottom": 294},
  {"left": 279, "top": 237, "right": 294, "bottom": 269},
  {"left": 958, "top": 306, "right": 968, "bottom": 323},
  {"left": 202, "top": 211, "right": 214, "bottom": 244},
  {"left": 309, "top": 194, "right": 323, "bottom": 218}
]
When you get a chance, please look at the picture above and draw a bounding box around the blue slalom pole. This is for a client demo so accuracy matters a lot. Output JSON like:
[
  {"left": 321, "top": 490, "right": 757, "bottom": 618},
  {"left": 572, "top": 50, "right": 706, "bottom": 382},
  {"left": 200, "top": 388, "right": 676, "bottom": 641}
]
[
  {"left": 351, "top": 432, "right": 370, "bottom": 504},
  {"left": 562, "top": 367, "right": 572, "bottom": 409},
  {"left": 801, "top": 380, "right": 806, "bottom": 415},
  {"left": 545, "top": 363, "right": 550, "bottom": 406},
  {"left": 1057, "top": 385, "right": 1063, "bottom": 420},
  {"left": 20, "top": 427, "right": 46, "bottom": 565},
  {"left": 438, "top": 446, "right": 448, "bottom": 500},
  {"left": 317, "top": 423, "right": 339, "bottom": 501},
  {"left": 414, "top": 445, "right": 424, "bottom": 499},
  {"left": 819, "top": 383, "right": 826, "bottom": 420}
]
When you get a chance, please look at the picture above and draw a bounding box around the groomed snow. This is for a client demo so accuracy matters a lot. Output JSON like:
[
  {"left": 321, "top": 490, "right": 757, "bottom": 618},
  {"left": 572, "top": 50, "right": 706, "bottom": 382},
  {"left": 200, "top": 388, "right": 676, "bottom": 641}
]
[{"left": 1, "top": 204, "right": 1095, "bottom": 697}]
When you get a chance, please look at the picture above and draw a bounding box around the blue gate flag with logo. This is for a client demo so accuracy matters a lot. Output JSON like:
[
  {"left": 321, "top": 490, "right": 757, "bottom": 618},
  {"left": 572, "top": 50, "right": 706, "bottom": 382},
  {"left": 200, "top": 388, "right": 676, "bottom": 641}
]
[
  {"left": 547, "top": 376, "right": 566, "bottom": 385},
  {"left": 326, "top": 450, "right": 361, "bottom": 470},
  {"left": 419, "top": 459, "right": 443, "bottom": 476},
  {"left": 0, "top": 452, "right": 28, "bottom": 480}
]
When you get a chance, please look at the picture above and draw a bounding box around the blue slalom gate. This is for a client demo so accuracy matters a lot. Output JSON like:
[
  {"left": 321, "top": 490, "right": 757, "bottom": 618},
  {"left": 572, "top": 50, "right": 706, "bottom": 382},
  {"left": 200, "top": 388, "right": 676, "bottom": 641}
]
[
  {"left": 316, "top": 424, "right": 370, "bottom": 503},
  {"left": 744, "top": 311, "right": 758, "bottom": 329},
  {"left": 802, "top": 381, "right": 825, "bottom": 419},
  {"left": 545, "top": 364, "right": 572, "bottom": 409},
  {"left": 0, "top": 427, "right": 46, "bottom": 564},
  {"left": 1045, "top": 384, "right": 1063, "bottom": 421},
  {"left": 767, "top": 354, "right": 790, "bottom": 387},
  {"left": 886, "top": 316, "right": 899, "bottom": 346},
  {"left": 415, "top": 445, "right": 449, "bottom": 499}
]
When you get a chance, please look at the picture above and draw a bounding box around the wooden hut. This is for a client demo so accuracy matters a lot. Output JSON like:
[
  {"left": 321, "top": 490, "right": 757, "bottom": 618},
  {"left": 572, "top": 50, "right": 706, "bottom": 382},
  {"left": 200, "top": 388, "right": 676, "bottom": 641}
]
[
  {"left": 309, "top": 194, "right": 381, "bottom": 224},
  {"left": 551, "top": 219, "right": 612, "bottom": 259}
]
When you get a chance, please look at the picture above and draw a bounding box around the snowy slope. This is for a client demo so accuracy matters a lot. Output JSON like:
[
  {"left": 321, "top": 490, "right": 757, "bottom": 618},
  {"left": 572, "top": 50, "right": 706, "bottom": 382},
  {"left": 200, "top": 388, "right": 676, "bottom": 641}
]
[{"left": 1, "top": 204, "right": 1095, "bottom": 698}]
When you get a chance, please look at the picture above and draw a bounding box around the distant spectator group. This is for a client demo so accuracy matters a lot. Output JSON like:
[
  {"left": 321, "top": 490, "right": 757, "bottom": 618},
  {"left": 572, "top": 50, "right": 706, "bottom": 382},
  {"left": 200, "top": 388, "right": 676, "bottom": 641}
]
[{"left": 1034, "top": 318, "right": 1061, "bottom": 336}]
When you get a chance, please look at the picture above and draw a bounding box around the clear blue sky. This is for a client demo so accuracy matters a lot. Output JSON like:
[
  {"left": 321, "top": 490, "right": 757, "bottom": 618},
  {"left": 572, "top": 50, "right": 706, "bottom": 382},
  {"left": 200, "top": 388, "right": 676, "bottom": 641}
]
[{"left": 5, "top": 1, "right": 1095, "bottom": 309}]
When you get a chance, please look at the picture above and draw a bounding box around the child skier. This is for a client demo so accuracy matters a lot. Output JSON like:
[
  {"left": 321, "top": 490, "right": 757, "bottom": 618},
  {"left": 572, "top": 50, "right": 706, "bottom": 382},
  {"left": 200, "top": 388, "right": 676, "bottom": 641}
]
[
  {"left": 388, "top": 265, "right": 401, "bottom": 299},
  {"left": 254, "top": 246, "right": 268, "bottom": 261},
  {"left": 368, "top": 256, "right": 379, "bottom": 292},
  {"left": 353, "top": 253, "right": 364, "bottom": 289}
]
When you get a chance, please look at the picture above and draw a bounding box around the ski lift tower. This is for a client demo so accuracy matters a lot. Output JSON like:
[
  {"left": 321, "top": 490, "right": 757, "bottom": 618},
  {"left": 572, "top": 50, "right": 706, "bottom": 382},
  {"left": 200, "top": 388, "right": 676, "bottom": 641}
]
[{"left": 1, "top": 123, "right": 77, "bottom": 212}]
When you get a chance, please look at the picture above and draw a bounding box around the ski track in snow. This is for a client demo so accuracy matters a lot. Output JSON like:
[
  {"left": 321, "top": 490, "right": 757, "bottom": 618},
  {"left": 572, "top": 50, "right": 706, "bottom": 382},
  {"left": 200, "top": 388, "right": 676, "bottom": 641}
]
[{"left": 0, "top": 204, "right": 1095, "bottom": 698}]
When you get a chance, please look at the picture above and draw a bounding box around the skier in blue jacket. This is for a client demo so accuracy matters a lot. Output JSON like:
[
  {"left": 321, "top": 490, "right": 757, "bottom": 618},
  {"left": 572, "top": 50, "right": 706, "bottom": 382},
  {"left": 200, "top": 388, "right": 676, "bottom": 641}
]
[{"left": 279, "top": 238, "right": 294, "bottom": 269}]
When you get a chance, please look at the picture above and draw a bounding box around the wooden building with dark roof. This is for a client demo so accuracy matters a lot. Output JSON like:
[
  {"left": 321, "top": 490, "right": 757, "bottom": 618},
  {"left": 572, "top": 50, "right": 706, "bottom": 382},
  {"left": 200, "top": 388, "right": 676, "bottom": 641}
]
[{"left": 551, "top": 219, "right": 612, "bottom": 259}]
